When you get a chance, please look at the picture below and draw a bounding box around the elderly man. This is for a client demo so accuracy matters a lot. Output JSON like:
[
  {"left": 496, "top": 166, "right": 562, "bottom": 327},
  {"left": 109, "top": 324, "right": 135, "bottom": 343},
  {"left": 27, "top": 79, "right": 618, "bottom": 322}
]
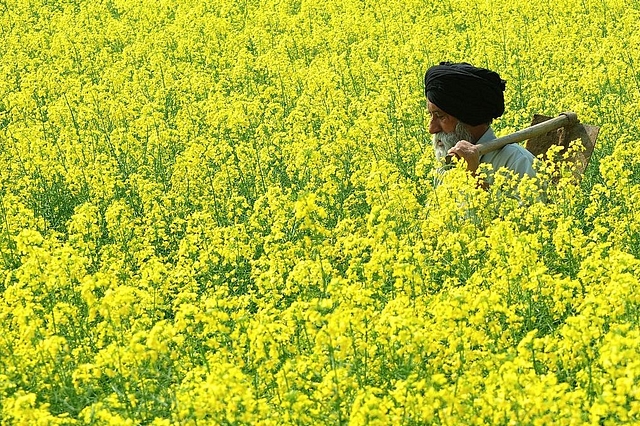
[{"left": 425, "top": 62, "right": 535, "bottom": 179}]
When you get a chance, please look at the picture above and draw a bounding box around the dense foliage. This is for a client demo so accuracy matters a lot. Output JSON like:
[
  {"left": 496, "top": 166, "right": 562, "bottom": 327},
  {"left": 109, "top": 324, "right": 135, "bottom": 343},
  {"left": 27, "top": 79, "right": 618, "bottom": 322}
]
[{"left": 1, "top": 0, "right": 640, "bottom": 424}]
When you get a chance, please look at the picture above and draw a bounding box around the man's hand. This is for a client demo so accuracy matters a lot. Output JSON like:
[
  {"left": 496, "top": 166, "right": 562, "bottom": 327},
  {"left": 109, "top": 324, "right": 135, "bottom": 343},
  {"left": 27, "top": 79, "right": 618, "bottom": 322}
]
[{"left": 448, "top": 140, "right": 480, "bottom": 173}]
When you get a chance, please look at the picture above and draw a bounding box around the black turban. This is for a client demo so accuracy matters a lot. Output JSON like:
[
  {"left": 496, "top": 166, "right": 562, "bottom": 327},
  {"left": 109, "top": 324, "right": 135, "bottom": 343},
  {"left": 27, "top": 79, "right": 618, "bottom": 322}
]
[{"left": 424, "top": 62, "right": 506, "bottom": 126}]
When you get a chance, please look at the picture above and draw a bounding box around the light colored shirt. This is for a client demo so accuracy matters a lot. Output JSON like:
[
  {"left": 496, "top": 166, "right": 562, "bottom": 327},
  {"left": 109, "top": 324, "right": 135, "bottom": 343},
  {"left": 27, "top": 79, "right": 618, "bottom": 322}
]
[{"left": 476, "top": 127, "right": 536, "bottom": 178}]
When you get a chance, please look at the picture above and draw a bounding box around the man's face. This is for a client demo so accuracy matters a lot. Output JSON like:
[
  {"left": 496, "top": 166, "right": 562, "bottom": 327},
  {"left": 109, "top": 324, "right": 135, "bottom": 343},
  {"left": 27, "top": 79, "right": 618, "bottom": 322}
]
[
  {"left": 427, "top": 100, "right": 457, "bottom": 134},
  {"left": 427, "top": 100, "right": 474, "bottom": 161}
]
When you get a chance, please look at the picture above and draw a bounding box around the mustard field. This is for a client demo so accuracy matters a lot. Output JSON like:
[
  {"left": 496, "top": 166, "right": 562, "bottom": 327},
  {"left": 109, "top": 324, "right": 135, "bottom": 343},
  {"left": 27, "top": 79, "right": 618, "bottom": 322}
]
[{"left": 2, "top": 0, "right": 640, "bottom": 424}]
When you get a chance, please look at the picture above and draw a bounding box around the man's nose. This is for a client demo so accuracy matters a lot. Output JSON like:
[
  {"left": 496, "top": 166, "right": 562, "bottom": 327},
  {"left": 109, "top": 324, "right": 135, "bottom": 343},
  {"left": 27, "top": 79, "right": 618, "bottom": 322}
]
[{"left": 428, "top": 118, "right": 441, "bottom": 134}]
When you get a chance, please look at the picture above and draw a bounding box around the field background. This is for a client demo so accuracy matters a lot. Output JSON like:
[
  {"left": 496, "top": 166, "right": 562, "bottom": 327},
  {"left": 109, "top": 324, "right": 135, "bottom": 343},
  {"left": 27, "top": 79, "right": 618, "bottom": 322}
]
[{"left": 2, "top": 0, "right": 640, "bottom": 424}]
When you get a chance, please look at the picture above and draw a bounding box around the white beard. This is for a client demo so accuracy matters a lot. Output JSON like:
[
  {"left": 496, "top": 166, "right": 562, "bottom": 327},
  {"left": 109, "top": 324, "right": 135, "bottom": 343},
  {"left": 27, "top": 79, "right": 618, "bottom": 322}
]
[
  {"left": 433, "top": 132, "right": 458, "bottom": 161},
  {"left": 432, "top": 122, "right": 475, "bottom": 161}
]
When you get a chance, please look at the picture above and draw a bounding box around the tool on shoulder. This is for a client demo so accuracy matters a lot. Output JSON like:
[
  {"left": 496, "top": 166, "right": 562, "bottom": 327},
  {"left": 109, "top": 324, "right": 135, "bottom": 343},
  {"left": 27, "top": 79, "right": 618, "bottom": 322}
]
[
  {"left": 524, "top": 112, "right": 599, "bottom": 176},
  {"left": 444, "top": 112, "right": 600, "bottom": 176}
]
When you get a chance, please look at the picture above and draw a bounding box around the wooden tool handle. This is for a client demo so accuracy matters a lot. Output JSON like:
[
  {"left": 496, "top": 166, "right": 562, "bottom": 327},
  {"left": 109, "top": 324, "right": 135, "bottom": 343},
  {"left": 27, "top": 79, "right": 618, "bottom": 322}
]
[{"left": 477, "top": 112, "right": 579, "bottom": 155}]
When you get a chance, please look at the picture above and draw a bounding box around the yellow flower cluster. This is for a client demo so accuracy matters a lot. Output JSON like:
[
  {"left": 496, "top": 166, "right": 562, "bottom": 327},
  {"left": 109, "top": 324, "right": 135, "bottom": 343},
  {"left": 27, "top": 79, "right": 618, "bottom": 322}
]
[{"left": 1, "top": 0, "right": 640, "bottom": 423}]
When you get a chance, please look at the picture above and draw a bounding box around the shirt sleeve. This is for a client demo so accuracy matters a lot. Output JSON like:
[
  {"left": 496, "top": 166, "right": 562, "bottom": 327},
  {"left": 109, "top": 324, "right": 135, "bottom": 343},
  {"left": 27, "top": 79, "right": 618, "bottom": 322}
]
[{"left": 510, "top": 152, "right": 536, "bottom": 177}]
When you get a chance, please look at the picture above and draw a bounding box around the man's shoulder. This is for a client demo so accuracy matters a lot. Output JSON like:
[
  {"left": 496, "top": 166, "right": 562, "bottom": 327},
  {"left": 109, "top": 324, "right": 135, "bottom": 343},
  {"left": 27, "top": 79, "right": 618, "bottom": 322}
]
[
  {"left": 482, "top": 142, "right": 533, "bottom": 162},
  {"left": 501, "top": 143, "right": 534, "bottom": 158},
  {"left": 481, "top": 143, "right": 535, "bottom": 177}
]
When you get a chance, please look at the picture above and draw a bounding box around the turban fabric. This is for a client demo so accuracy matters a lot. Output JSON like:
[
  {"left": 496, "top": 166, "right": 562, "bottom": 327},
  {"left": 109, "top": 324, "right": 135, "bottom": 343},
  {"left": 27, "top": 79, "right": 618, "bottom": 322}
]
[{"left": 424, "top": 62, "right": 506, "bottom": 126}]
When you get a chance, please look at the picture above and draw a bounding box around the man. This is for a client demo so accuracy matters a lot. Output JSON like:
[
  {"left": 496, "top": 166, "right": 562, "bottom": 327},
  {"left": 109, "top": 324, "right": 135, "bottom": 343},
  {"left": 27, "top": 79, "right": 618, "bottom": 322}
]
[{"left": 425, "top": 62, "right": 535, "bottom": 180}]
